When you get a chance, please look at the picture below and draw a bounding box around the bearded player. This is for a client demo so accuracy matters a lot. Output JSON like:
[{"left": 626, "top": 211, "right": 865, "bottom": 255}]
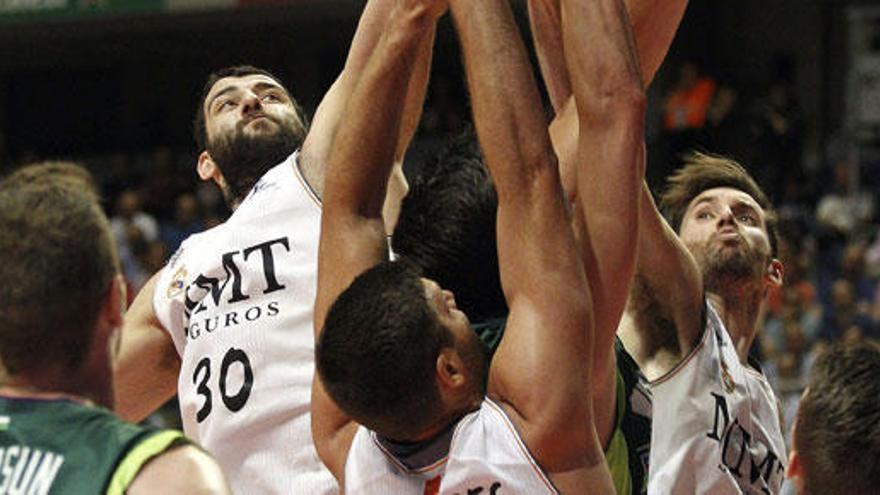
[
  {"left": 526, "top": 0, "right": 786, "bottom": 491},
  {"left": 111, "top": 1, "right": 435, "bottom": 492},
  {"left": 619, "top": 154, "right": 788, "bottom": 493}
]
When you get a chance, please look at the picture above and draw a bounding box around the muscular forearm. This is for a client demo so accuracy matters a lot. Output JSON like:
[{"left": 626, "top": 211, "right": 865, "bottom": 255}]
[
  {"left": 528, "top": 0, "right": 687, "bottom": 115},
  {"left": 323, "top": 3, "right": 439, "bottom": 218},
  {"left": 627, "top": 0, "right": 688, "bottom": 85},
  {"left": 528, "top": 0, "right": 570, "bottom": 113},
  {"left": 450, "top": 0, "right": 555, "bottom": 202},
  {"left": 396, "top": 23, "right": 437, "bottom": 163},
  {"left": 564, "top": 0, "right": 644, "bottom": 336}
]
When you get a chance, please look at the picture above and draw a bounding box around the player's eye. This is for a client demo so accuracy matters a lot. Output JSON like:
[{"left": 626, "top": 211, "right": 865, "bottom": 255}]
[
  {"left": 217, "top": 100, "right": 236, "bottom": 112},
  {"left": 738, "top": 214, "right": 757, "bottom": 225}
]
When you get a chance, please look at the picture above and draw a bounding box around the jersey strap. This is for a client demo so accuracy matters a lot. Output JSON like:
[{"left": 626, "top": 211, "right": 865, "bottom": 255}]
[
  {"left": 106, "top": 430, "right": 186, "bottom": 495},
  {"left": 605, "top": 370, "right": 632, "bottom": 495}
]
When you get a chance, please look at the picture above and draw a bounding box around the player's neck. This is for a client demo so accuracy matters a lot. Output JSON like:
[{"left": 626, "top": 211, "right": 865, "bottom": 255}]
[
  {"left": 0, "top": 380, "right": 93, "bottom": 406},
  {"left": 707, "top": 291, "right": 763, "bottom": 364},
  {"left": 406, "top": 398, "right": 481, "bottom": 444},
  {"left": 0, "top": 369, "right": 103, "bottom": 408}
]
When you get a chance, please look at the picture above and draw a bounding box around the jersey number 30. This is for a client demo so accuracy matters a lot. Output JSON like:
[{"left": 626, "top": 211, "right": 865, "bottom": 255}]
[{"left": 192, "top": 347, "right": 254, "bottom": 422}]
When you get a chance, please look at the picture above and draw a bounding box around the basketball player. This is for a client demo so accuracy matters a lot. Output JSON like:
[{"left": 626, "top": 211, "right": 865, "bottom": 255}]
[
  {"left": 111, "top": 1, "right": 435, "bottom": 492},
  {"left": 310, "top": 0, "right": 640, "bottom": 491},
  {"left": 391, "top": 1, "right": 683, "bottom": 491},
  {"left": 617, "top": 154, "right": 788, "bottom": 493},
  {"left": 786, "top": 342, "right": 880, "bottom": 495},
  {"left": 527, "top": 2, "right": 787, "bottom": 492},
  {"left": 0, "top": 163, "right": 230, "bottom": 495}
]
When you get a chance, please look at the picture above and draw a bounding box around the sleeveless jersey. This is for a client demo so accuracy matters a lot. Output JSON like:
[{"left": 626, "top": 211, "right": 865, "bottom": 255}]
[
  {"left": 153, "top": 152, "right": 337, "bottom": 494},
  {"left": 345, "top": 398, "right": 557, "bottom": 494},
  {"left": 616, "top": 338, "right": 652, "bottom": 495},
  {"left": 0, "top": 396, "right": 185, "bottom": 495},
  {"left": 648, "top": 302, "right": 786, "bottom": 494},
  {"left": 472, "top": 318, "right": 651, "bottom": 495}
]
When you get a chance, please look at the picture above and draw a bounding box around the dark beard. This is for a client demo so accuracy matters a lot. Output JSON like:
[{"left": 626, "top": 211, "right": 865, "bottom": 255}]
[
  {"left": 696, "top": 241, "right": 766, "bottom": 295},
  {"left": 461, "top": 328, "right": 490, "bottom": 397},
  {"left": 207, "top": 116, "right": 305, "bottom": 205}
]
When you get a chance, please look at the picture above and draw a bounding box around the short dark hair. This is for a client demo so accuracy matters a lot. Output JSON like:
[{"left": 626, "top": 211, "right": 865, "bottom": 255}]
[
  {"left": 659, "top": 151, "right": 779, "bottom": 256},
  {"left": 0, "top": 166, "right": 119, "bottom": 375},
  {"left": 193, "top": 65, "right": 308, "bottom": 151},
  {"left": 316, "top": 261, "right": 453, "bottom": 439},
  {"left": 392, "top": 131, "right": 507, "bottom": 322},
  {"left": 795, "top": 342, "right": 880, "bottom": 495},
  {"left": 1, "top": 161, "right": 99, "bottom": 202}
]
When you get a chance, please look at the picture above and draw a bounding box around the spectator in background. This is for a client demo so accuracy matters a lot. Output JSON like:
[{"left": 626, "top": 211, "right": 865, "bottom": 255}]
[
  {"left": 657, "top": 61, "right": 717, "bottom": 182},
  {"left": 764, "top": 320, "right": 814, "bottom": 447},
  {"left": 160, "top": 193, "right": 205, "bottom": 253},
  {"left": 839, "top": 242, "right": 877, "bottom": 308},
  {"left": 140, "top": 146, "right": 195, "bottom": 221},
  {"left": 819, "top": 279, "right": 876, "bottom": 342},
  {"left": 110, "top": 189, "right": 161, "bottom": 292},
  {"left": 703, "top": 84, "right": 749, "bottom": 158},
  {"left": 815, "top": 157, "right": 876, "bottom": 307},
  {"left": 815, "top": 158, "right": 875, "bottom": 239},
  {"left": 749, "top": 80, "right": 804, "bottom": 200},
  {"left": 663, "top": 61, "right": 716, "bottom": 133},
  {"left": 763, "top": 284, "right": 822, "bottom": 354}
]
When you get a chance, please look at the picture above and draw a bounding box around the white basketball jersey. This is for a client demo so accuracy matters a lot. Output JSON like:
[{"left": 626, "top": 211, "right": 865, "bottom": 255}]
[
  {"left": 648, "top": 302, "right": 786, "bottom": 495},
  {"left": 345, "top": 399, "right": 557, "bottom": 494},
  {"left": 153, "top": 152, "right": 337, "bottom": 494}
]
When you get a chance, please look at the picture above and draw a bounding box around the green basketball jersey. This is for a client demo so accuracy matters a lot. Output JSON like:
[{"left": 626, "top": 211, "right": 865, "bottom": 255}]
[
  {"left": 615, "top": 338, "right": 652, "bottom": 495},
  {"left": 0, "top": 396, "right": 185, "bottom": 495}
]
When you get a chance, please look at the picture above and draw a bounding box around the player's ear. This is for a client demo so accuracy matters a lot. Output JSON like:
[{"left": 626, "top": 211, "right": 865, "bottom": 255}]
[
  {"left": 766, "top": 259, "right": 783, "bottom": 288},
  {"left": 198, "top": 151, "right": 223, "bottom": 185},
  {"left": 785, "top": 448, "right": 804, "bottom": 489},
  {"left": 786, "top": 420, "right": 805, "bottom": 488},
  {"left": 436, "top": 348, "right": 466, "bottom": 390},
  {"left": 101, "top": 274, "right": 126, "bottom": 329}
]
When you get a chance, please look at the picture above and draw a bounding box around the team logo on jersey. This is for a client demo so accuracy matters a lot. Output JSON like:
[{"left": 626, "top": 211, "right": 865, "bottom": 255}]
[{"left": 167, "top": 266, "right": 188, "bottom": 299}]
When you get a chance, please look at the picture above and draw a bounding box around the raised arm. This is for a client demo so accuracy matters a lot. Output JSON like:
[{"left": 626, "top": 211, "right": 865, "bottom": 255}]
[
  {"left": 311, "top": 0, "right": 444, "bottom": 481},
  {"left": 529, "top": 0, "right": 688, "bottom": 114},
  {"left": 618, "top": 183, "right": 704, "bottom": 380},
  {"left": 300, "top": 0, "right": 436, "bottom": 217},
  {"left": 534, "top": 0, "right": 686, "bottom": 197},
  {"left": 450, "top": 0, "right": 610, "bottom": 488},
  {"left": 113, "top": 273, "right": 181, "bottom": 421},
  {"left": 562, "top": 0, "right": 646, "bottom": 443}
]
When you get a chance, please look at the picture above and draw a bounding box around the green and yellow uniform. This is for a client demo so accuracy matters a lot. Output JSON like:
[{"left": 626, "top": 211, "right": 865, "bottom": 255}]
[{"left": 0, "top": 396, "right": 186, "bottom": 495}]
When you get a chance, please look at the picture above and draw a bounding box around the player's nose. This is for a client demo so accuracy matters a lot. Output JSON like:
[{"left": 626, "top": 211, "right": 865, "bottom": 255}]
[
  {"left": 240, "top": 90, "right": 263, "bottom": 115},
  {"left": 717, "top": 206, "right": 736, "bottom": 227}
]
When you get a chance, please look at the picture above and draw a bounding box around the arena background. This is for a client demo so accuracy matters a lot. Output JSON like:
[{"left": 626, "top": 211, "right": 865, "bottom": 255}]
[{"left": 1, "top": 0, "right": 879, "bottom": 453}]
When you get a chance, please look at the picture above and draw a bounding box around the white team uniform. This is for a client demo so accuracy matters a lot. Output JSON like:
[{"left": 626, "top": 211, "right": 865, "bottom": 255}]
[
  {"left": 153, "top": 152, "right": 337, "bottom": 494},
  {"left": 345, "top": 398, "right": 557, "bottom": 494},
  {"left": 648, "top": 302, "right": 786, "bottom": 495}
]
